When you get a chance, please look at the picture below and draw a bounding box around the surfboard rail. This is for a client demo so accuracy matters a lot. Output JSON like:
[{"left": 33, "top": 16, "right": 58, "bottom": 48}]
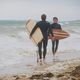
[
  {"left": 25, "top": 19, "right": 43, "bottom": 45},
  {"left": 49, "top": 29, "right": 70, "bottom": 40}
]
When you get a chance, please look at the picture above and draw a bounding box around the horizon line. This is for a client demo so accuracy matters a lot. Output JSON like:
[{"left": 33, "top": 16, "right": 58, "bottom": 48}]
[{"left": 0, "top": 19, "right": 80, "bottom": 22}]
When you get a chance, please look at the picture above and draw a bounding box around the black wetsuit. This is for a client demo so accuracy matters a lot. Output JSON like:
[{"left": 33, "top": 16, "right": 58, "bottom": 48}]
[
  {"left": 51, "top": 23, "right": 62, "bottom": 55},
  {"left": 30, "top": 21, "right": 53, "bottom": 59}
]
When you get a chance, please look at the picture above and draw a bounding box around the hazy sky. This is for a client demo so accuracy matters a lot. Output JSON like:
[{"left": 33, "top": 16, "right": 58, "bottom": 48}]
[{"left": 0, "top": 0, "right": 80, "bottom": 21}]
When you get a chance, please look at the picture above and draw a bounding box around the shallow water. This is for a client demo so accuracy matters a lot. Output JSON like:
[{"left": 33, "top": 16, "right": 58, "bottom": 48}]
[{"left": 0, "top": 20, "right": 80, "bottom": 75}]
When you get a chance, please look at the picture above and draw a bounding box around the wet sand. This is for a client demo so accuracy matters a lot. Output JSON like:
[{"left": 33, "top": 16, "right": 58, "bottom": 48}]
[{"left": 0, "top": 59, "right": 80, "bottom": 80}]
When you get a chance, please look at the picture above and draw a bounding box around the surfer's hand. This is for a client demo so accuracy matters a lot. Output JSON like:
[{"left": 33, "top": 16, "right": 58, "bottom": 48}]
[
  {"left": 29, "top": 35, "right": 31, "bottom": 39},
  {"left": 52, "top": 37, "right": 55, "bottom": 41},
  {"left": 29, "top": 34, "right": 32, "bottom": 39},
  {"left": 48, "top": 34, "right": 52, "bottom": 39}
]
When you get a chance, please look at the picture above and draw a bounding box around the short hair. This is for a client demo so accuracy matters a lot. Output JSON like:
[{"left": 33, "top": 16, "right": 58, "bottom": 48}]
[
  {"left": 53, "top": 17, "right": 58, "bottom": 20},
  {"left": 41, "top": 14, "right": 46, "bottom": 20}
]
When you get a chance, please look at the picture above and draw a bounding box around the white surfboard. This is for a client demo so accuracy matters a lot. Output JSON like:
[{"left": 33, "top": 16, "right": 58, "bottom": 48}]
[{"left": 25, "top": 19, "right": 43, "bottom": 45}]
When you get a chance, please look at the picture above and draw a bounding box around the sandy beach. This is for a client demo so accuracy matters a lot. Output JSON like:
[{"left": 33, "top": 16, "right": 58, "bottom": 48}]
[{"left": 0, "top": 59, "right": 80, "bottom": 80}]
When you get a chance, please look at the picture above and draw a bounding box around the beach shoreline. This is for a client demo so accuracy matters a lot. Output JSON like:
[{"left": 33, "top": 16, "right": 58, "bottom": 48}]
[{"left": 0, "top": 59, "right": 80, "bottom": 80}]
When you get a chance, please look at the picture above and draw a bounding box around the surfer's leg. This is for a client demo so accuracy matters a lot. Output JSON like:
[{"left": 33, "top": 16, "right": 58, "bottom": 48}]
[
  {"left": 52, "top": 41, "right": 58, "bottom": 61},
  {"left": 55, "top": 40, "right": 59, "bottom": 53},
  {"left": 38, "top": 41, "right": 42, "bottom": 60},
  {"left": 43, "top": 39, "right": 48, "bottom": 60},
  {"left": 52, "top": 41, "right": 55, "bottom": 55},
  {"left": 52, "top": 40, "right": 59, "bottom": 61}
]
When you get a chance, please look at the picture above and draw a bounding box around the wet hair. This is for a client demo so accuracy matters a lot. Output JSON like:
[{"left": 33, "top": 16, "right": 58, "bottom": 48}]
[
  {"left": 53, "top": 17, "right": 58, "bottom": 20},
  {"left": 41, "top": 14, "right": 46, "bottom": 21}
]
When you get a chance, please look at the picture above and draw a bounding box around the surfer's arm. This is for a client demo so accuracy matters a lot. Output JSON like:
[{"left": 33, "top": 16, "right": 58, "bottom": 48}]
[
  {"left": 49, "top": 25, "right": 54, "bottom": 37},
  {"left": 59, "top": 24, "right": 62, "bottom": 30},
  {"left": 30, "top": 24, "right": 38, "bottom": 37}
]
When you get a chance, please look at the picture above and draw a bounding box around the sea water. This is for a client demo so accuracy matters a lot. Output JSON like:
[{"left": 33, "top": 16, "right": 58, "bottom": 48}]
[{"left": 0, "top": 20, "right": 80, "bottom": 74}]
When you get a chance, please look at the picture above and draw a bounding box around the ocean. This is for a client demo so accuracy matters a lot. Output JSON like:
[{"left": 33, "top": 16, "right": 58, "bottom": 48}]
[{"left": 0, "top": 20, "right": 80, "bottom": 75}]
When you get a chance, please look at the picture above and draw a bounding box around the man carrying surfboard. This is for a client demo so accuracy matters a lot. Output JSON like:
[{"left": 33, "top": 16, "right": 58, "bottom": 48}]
[
  {"left": 30, "top": 14, "right": 53, "bottom": 63},
  {"left": 51, "top": 17, "right": 62, "bottom": 58}
]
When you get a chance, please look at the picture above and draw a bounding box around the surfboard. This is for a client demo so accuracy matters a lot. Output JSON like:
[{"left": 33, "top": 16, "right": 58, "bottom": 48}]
[
  {"left": 25, "top": 19, "right": 43, "bottom": 45},
  {"left": 49, "top": 29, "right": 70, "bottom": 40}
]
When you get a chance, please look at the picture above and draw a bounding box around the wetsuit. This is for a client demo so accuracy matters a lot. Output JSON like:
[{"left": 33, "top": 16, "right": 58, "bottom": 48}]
[
  {"left": 51, "top": 23, "right": 62, "bottom": 55},
  {"left": 30, "top": 21, "right": 53, "bottom": 59}
]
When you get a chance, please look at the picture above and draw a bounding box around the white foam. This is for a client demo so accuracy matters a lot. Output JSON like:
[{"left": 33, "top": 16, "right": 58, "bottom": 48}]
[{"left": 0, "top": 26, "right": 80, "bottom": 74}]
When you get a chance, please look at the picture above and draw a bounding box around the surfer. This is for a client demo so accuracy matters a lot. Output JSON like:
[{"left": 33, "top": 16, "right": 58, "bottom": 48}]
[
  {"left": 51, "top": 17, "right": 62, "bottom": 59},
  {"left": 30, "top": 14, "right": 53, "bottom": 63}
]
